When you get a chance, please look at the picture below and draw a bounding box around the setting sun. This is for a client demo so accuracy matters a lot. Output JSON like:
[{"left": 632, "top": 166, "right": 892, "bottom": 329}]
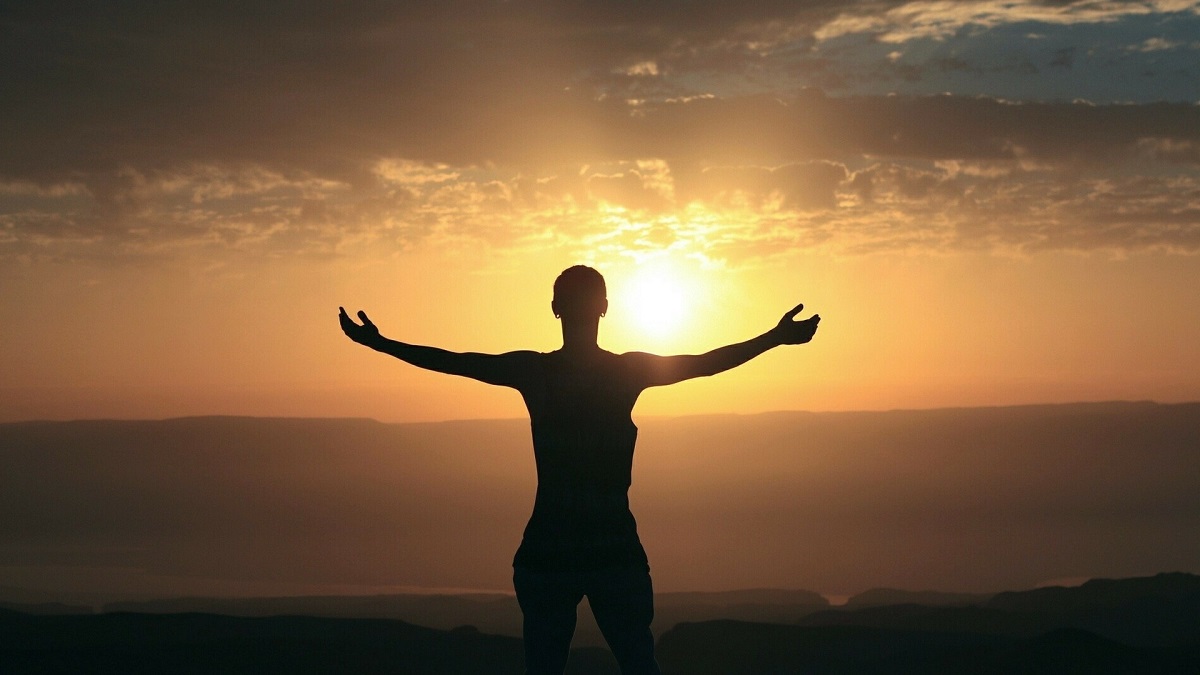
[{"left": 620, "top": 264, "right": 691, "bottom": 339}]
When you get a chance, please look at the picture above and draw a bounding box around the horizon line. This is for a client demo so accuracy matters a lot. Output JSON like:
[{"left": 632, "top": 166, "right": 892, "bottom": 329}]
[{"left": 0, "top": 398, "right": 1187, "bottom": 426}]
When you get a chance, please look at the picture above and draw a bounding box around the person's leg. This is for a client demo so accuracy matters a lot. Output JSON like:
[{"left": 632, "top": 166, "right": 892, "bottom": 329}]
[
  {"left": 514, "top": 566, "right": 583, "bottom": 675},
  {"left": 586, "top": 565, "right": 660, "bottom": 675}
]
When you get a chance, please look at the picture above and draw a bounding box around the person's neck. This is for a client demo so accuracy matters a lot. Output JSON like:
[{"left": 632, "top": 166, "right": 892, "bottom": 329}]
[{"left": 559, "top": 317, "right": 601, "bottom": 354}]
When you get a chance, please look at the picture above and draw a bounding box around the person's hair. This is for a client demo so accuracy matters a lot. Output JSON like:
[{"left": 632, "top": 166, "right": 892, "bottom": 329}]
[{"left": 553, "top": 265, "right": 606, "bottom": 319}]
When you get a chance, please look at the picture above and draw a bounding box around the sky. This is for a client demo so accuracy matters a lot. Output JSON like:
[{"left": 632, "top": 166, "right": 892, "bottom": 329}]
[{"left": 3, "top": 1, "right": 1200, "bottom": 423}]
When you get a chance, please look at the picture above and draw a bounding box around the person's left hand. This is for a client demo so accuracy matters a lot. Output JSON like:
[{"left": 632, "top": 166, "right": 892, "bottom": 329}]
[{"left": 339, "top": 307, "right": 381, "bottom": 346}]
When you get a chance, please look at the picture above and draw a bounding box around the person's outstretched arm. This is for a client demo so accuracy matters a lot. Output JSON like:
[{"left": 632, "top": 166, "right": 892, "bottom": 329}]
[
  {"left": 627, "top": 304, "right": 820, "bottom": 388},
  {"left": 339, "top": 307, "right": 537, "bottom": 388}
]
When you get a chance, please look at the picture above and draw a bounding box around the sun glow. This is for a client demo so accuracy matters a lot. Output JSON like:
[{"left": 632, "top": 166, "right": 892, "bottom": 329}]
[{"left": 620, "top": 264, "right": 691, "bottom": 340}]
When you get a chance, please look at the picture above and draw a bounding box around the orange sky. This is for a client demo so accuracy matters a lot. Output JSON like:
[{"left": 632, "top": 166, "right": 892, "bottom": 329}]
[
  {"left": 3, "top": 241, "right": 1198, "bottom": 423},
  {"left": 3, "top": 3, "right": 1200, "bottom": 423}
]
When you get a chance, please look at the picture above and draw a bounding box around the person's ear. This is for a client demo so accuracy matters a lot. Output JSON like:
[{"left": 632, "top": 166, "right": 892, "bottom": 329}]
[
  {"left": 600, "top": 298, "right": 609, "bottom": 318},
  {"left": 551, "top": 299, "right": 561, "bottom": 319}
]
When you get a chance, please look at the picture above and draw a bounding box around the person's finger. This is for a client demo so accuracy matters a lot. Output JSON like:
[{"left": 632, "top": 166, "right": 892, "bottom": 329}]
[
  {"left": 357, "top": 310, "right": 375, "bottom": 328},
  {"left": 339, "top": 306, "right": 349, "bottom": 318},
  {"left": 781, "top": 303, "right": 804, "bottom": 322}
]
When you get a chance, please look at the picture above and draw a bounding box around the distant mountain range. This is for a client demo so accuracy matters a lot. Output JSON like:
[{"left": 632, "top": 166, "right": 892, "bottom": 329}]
[
  {"left": 2, "top": 401, "right": 1198, "bottom": 600},
  {"left": 657, "top": 571, "right": 1200, "bottom": 673},
  {"left": 2, "top": 572, "right": 1198, "bottom": 674},
  {"left": 98, "top": 588, "right": 829, "bottom": 647}
]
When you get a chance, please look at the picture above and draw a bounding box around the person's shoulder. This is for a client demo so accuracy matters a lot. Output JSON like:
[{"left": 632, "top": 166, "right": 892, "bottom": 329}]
[
  {"left": 501, "top": 349, "right": 545, "bottom": 363},
  {"left": 491, "top": 350, "right": 545, "bottom": 389},
  {"left": 615, "top": 350, "right": 661, "bottom": 371},
  {"left": 617, "top": 350, "right": 659, "bottom": 361}
]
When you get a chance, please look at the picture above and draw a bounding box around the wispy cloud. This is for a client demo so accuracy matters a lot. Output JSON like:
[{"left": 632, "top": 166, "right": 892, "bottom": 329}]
[
  {"left": 3, "top": 2, "right": 1199, "bottom": 268},
  {"left": 4, "top": 89, "right": 1199, "bottom": 265},
  {"left": 815, "top": 0, "right": 1200, "bottom": 44}
]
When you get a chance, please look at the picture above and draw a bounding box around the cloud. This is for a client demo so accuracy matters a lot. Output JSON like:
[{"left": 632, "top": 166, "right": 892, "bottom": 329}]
[
  {"left": 586, "top": 168, "right": 673, "bottom": 212},
  {"left": 677, "top": 161, "right": 849, "bottom": 210},
  {"left": 4, "top": 93, "right": 1200, "bottom": 264},
  {"left": 3, "top": 2, "right": 1200, "bottom": 265},
  {"left": 613, "top": 94, "right": 1200, "bottom": 172},
  {"left": 814, "top": 0, "right": 1200, "bottom": 44},
  {"left": 861, "top": 163, "right": 1200, "bottom": 255},
  {"left": 5, "top": 2, "right": 1199, "bottom": 178}
]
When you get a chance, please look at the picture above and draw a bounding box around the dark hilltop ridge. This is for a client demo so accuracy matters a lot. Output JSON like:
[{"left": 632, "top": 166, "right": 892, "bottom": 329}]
[
  {"left": 844, "top": 587, "right": 993, "bottom": 608},
  {"left": 0, "top": 610, "right": 539, "bottom": 674},
  {"left": 803, "top": 572, "right": 1200, "bottom": 647},
  {"left": 658, "top": 572, "right": 1200, "bottom": 674},
  {"left": 3, "top": 572, "right": 1200, "bottom": 674},
  {"left": 100, "top": 588, "right": 832, "bottom": 647}
]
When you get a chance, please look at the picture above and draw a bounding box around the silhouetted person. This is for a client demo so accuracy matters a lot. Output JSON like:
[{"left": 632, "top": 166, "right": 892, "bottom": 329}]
[{"left": 340, "top": 265, "right": 820, "bottom": 675}]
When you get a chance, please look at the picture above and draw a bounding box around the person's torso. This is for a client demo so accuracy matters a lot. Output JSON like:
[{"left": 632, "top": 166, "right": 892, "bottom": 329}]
[{"left": 514, "top": 349, "right": 648, "bottom": 570}]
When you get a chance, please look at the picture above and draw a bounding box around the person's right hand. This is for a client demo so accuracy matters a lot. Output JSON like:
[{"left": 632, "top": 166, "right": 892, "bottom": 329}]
[
  {"left": 339, "top": 307, "right": 381, "bottom": 346},
  {"left": 772, "top": 303, "right": 821, "bottom": 345}
]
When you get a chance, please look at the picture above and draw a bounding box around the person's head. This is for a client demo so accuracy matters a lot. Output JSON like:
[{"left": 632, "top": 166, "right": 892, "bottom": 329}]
[{"left": 552, "top": 265, "right": 607, "bottom": 322}]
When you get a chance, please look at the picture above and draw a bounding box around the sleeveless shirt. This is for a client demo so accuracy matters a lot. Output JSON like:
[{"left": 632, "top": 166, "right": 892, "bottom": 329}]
[{"left": 512, "top": 349, "right": 649, "bottom": 571}]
